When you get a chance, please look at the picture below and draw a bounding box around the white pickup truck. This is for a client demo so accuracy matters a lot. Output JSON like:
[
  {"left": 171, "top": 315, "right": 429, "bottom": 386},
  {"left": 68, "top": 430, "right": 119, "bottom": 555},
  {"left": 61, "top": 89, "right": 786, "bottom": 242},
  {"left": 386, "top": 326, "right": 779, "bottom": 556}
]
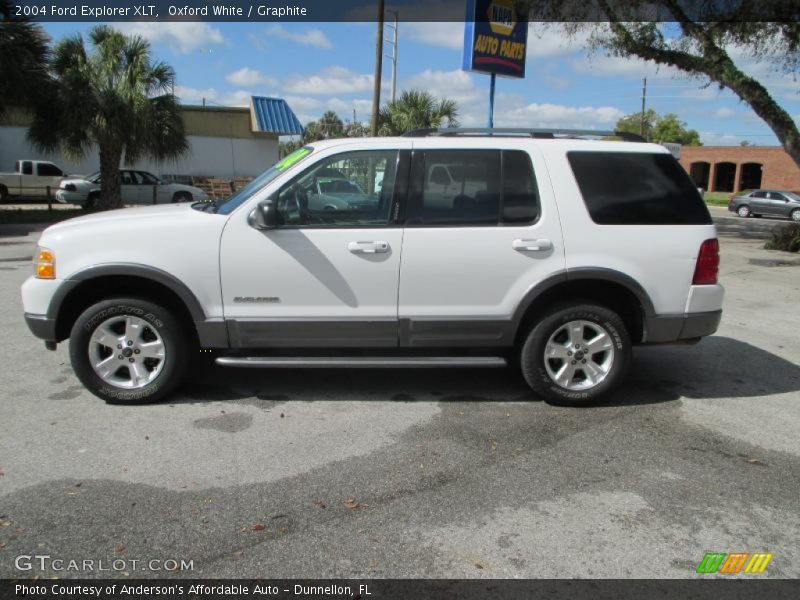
[{"left": 0, "top": 160, "right": 70, "bottom": 202}]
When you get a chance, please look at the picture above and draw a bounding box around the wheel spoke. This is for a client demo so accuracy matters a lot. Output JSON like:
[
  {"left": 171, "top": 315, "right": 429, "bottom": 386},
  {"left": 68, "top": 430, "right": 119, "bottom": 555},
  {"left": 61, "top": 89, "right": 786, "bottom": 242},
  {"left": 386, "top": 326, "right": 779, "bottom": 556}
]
[
  {"left": 567, "top": 323, "right": 584, "bottom": 347},
  {"left": 125, "top": 317, "right": 145, "bottom": 342},
  {"left": 545, "top": 342, "right": 571, "bottom": 359},
  {"left": 93, "top": 355, "right": 116, "bottom": 380},
  {"left": 554, "top": 362, "right": 577, "bottom": 387},
  {"left": 91, "top": 324, "right": 119, "bottom": 349},
  {"left": 139, "top": 340, "right": 165, "bottom": 359},
  {"left": 582, "top": 360, "right": 604, "bottom": 385},
  {"left": 586, "top": 331, "right": 613, "bottom": 352},
  {"left": 129, "top": 362, "right": 145, "bottom": 387}
]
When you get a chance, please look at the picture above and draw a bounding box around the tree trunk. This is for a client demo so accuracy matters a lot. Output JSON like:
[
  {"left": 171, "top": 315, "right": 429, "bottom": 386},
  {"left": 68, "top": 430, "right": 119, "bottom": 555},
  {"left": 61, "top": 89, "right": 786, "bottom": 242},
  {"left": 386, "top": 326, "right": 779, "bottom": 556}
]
[{"left": 97, "top": 145, "right": 122, "bottom": 210}]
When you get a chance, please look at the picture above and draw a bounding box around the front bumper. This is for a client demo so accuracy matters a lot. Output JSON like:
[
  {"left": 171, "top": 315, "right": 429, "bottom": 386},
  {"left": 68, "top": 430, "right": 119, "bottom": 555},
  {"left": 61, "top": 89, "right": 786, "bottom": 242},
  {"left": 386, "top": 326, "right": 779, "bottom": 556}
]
[
  {"left": 25, "top": 312, "right": 57, "bottom": 342},
  {"left": 55, "top": 190, "right": 88, "bottom": 205}
]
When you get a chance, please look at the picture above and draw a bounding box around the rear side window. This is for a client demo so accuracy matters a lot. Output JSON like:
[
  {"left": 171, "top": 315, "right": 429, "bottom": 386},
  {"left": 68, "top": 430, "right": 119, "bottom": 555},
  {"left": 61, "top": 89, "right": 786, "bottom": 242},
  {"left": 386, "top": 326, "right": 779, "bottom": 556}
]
[
  {"left": 407, "top": 150, "right": 540, "bottom": 226},
  {"left": 37, "top": 163, "right": 63, "bottom": 176},
  {"left": 568, "top": 151, "right": 712, "bottom": 225}
]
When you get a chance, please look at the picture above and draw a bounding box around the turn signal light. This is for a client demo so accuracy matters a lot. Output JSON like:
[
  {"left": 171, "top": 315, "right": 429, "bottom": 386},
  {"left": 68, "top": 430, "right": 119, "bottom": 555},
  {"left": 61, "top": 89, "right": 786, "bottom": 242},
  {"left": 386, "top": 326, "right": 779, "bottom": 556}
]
[{"left": 35, "top": 248, "right": 55, "bottom": 279}]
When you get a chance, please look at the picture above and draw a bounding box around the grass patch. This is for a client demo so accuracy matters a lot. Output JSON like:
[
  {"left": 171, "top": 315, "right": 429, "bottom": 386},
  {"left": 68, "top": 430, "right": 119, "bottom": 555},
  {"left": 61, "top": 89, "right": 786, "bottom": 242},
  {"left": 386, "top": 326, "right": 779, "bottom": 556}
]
[
  {"left": 703, "top": 192, "right": 731, "bottom": 207},
  {"left": 0, "top": 208, "right": 85, "bottom": 225}
]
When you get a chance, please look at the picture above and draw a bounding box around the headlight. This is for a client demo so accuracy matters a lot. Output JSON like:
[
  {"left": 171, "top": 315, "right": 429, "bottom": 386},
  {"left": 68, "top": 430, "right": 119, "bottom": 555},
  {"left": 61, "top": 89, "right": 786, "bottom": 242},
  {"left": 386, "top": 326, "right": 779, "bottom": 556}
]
[{"left": 34, "top": 247, "right": 55, "bottom": 279}]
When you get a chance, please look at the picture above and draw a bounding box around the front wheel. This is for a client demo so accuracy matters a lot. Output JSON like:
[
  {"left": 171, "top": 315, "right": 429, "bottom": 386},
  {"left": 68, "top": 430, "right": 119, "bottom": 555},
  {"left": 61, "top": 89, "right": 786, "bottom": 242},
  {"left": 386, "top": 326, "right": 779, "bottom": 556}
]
[
  {"left": 520, "top": 304, "right": 631, "bottom": 406},
  {"left": 69, "top": 298, "right": 189, "bottom": 404}
]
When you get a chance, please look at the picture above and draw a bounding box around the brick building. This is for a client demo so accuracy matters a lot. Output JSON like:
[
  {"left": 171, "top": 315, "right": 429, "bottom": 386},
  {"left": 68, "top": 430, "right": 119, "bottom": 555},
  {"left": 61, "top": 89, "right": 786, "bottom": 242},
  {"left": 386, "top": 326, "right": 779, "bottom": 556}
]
[{"left": 679, "top": 146, "right": 800, "bottom": 193}]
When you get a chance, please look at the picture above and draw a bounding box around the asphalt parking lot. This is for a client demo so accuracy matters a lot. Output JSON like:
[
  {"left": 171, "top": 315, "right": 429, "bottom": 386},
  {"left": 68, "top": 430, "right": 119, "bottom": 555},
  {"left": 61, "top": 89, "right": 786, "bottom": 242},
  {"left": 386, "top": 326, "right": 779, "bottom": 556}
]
[{"left": 1, "top": 207, "right": 799, "bottom": 579}]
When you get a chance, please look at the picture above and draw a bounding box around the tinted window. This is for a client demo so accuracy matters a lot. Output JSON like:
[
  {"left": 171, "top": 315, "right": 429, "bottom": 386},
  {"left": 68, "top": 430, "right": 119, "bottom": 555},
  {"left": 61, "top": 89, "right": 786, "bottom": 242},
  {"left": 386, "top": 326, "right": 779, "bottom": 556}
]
[
  {"left": 407, "top": 150, "right": 540, "bottom": 226},
  {"left": 568, "top": 151, "right": 712, "bottom": 225},
  {"left": 502, "top": 151, "right": 540, "bottom": 224},
  {"left": 37, "top": 163, "right": 63, "bottom": 176},
  {"left": 276, "top": 150, "right": 398, "bottom": 228},
  {"left": 408, "top": 150, "right": 501, "bottom": 226},
  {"left": 138, "top": 171, "right": 159, "bottom": 185}
]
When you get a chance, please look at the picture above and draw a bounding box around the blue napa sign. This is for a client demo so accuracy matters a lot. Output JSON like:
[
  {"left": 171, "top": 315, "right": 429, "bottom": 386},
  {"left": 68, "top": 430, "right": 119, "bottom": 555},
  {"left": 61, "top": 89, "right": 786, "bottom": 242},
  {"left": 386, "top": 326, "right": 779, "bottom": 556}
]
[{"left": 462, "top": 0, "right": 528, "bottom": 79}]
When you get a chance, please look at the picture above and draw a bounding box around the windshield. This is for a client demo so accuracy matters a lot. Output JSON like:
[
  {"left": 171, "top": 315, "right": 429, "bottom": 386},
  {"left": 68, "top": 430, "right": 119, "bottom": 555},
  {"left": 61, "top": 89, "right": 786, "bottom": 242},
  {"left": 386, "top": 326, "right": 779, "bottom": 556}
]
[{"left": 215, "top": 146, "right": 314, "bottom": 215}]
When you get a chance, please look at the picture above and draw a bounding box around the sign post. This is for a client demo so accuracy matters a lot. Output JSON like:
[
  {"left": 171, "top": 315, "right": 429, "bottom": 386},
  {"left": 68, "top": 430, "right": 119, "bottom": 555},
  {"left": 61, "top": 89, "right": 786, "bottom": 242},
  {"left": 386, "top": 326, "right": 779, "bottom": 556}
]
[{"left": 463, "top": 0, "right": 528, "bottom": 128}]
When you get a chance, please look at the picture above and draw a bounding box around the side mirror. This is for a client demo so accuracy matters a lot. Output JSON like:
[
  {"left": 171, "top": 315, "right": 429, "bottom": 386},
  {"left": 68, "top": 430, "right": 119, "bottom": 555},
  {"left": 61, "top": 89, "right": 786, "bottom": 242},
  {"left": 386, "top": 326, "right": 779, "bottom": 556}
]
[{"left": 248, "top": 198, "right": 279, "bottom": 230}]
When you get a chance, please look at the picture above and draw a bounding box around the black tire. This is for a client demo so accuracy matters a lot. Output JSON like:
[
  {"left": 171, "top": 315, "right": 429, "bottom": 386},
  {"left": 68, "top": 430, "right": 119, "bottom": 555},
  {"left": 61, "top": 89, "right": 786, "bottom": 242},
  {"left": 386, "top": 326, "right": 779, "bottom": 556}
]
[
  {"left": 69, "top": 298, "right": 189, "bottom": 404},
  {"left": 172, "top": 192, "right": 192, "bottom": 203},
  {"left": 520, "top": 303, "right": 631, "bottom": 406},
  {"left": 737, "top": 205, "right": 751, "bottom": 218}
]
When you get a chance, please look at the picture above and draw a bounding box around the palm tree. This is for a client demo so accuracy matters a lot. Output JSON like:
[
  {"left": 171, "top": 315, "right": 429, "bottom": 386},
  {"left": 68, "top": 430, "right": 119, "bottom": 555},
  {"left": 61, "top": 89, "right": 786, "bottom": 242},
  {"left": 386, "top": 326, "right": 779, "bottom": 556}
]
[
  {"left": 378, "top": 90, "right": 460, "bottom": 136},
  {"left": 0, "top": 0, "right": 52, "bottom": 118},
  {"left": 28, "top": 26, "right": 187, "bottom": 210}
]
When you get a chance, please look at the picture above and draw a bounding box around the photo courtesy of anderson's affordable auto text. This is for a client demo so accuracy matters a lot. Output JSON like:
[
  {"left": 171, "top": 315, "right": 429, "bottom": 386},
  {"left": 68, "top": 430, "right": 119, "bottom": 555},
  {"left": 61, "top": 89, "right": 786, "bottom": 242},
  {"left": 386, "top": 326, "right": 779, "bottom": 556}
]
[{"left": 1, "top": 1, "right": 799, "bottom": 599}]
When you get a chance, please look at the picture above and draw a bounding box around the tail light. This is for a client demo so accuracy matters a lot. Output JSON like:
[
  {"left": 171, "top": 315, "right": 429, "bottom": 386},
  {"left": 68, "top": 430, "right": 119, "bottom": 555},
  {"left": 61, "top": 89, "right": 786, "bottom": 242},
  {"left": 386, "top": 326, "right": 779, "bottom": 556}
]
[{"left": 693, "top": 239, "right": 720, "bottom": 285}]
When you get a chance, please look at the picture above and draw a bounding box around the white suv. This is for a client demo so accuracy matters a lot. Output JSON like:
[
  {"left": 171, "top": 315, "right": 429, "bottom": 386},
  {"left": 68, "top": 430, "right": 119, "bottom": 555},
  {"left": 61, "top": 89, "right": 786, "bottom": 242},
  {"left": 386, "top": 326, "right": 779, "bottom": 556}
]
[{"left": 21, "top": 129, "right": 724, "bottom": 406}]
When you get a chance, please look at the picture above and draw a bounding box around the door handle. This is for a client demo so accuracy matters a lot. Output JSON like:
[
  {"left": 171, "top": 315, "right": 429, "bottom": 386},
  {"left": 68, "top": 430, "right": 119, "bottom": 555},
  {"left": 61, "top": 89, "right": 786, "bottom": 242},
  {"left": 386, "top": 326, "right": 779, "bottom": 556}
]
[
  {"left": 348, "top": 241, "right": 390, "bottom": 254},
  {"left": 513, "top": 238, "right": 552, "bottom": 252}
]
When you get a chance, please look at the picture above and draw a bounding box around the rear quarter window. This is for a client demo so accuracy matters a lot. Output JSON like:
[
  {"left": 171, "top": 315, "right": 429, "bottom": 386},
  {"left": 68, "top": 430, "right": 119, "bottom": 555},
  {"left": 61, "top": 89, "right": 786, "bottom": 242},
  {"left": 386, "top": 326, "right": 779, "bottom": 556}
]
[{"left": 567, "top": 151, "right": 712, "bottom": 225}]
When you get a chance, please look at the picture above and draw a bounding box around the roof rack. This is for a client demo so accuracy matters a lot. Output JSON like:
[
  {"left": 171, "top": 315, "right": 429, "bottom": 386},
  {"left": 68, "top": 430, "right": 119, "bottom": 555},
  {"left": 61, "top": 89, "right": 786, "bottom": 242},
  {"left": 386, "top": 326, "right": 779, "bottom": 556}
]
[{"left": 402, "top": 127, "right": 646, "bottom": 143}]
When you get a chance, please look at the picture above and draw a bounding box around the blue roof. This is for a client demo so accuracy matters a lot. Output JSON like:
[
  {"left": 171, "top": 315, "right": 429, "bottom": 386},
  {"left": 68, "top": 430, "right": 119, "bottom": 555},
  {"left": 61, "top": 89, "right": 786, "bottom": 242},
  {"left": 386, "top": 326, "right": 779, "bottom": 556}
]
[{"left": 251, "top": 96, "right": 304, "bottom": 136}]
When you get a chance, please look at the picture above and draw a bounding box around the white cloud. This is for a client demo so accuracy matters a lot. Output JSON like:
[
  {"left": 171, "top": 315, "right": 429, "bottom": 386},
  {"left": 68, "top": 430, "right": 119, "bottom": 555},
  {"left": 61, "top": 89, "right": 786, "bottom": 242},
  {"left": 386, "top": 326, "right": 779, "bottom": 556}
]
[
  {"left": 571, "top": 53, "right": 681, "bottom": 79},
  {"left": 715, "top": 107, "right": 736, "bottom": 118},
  {"left": 225, "top": 67, "right": 276, "bottom": 88},
  {"left": 264, "top": 25, "right": 333, "bottom": 49},
  {"left": 405, "top": 69, "right": 477, "bottom": 98},
  {"left": 404, "top": 22, "right": 464, "bottom": 51},
  {"left": 174, "top": 86, "right": 275, "bottom": 108},
  {"left": 494, "top": 97, "right": 624, "bottom": 129},
  {"left": 115, "top": 23, "right": 224, "bottom": 54},
  {"left": 283, "top": 66, "right": 374, "bottom": 95}
]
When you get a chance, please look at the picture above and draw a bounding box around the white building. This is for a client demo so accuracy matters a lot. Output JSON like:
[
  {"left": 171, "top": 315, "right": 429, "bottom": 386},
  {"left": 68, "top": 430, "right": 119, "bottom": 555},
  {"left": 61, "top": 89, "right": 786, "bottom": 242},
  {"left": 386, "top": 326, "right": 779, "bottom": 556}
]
[{"left": 0, "top": 96, "right": 303, "bottom": 180}]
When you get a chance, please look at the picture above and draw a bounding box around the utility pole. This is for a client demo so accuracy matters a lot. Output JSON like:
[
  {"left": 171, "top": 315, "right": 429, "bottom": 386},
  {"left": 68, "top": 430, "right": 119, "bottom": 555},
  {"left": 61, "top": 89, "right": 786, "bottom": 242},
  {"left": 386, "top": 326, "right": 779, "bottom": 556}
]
[
  {"left": 385, "top": 9, "right": 399, "bottom": 103},
  {"left": 370, "top": 0, "right": 385, "bottom": 137},
  {"left": 640, "top": 77, "right": 647, "bottom": 140}
]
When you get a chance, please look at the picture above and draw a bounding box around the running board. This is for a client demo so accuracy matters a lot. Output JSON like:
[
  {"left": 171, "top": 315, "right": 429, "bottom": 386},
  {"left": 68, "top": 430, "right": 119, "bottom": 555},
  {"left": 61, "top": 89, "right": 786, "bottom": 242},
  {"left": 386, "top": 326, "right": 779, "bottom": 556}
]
[{"left": 215, "top": 356, "right": 507, "bottom": 369}]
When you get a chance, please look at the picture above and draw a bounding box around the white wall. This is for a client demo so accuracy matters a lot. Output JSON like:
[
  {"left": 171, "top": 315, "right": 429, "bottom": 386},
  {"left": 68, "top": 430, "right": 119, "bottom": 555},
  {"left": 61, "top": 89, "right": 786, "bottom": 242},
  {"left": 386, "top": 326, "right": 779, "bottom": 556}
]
[{"left": 0, "top": 126, "right": 278, "bottom": 179}]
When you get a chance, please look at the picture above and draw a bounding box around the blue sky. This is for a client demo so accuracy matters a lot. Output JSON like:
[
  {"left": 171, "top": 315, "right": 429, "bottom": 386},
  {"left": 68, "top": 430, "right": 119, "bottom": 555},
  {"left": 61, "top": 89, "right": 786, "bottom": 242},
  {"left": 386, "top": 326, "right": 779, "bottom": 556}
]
[{"left": 40, "top": 21, "right": 800, "bottom": 146}]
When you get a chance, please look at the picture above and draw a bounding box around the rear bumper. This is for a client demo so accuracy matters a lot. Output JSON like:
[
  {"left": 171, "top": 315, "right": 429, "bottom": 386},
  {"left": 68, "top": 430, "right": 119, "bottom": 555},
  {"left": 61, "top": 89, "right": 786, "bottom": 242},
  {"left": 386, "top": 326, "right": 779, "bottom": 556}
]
[
  {"left": 25, "top": 312, "right": 57, "bottom": 342},
  {"left": 643, "top": 310, "right": 722, "bottom": 343}
]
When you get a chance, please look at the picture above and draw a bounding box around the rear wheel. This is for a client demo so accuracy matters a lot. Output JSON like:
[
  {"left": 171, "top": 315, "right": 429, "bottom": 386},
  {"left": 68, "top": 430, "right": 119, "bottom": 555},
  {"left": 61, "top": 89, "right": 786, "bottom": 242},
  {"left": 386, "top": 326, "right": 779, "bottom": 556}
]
[
  {"left": 69, "top": 298, "right": 189, "bottom": 404},
  {"left": 520, "top": 303, "right": 631, "bottom": 406},
  {"left": 737, "top": 205, "right": 751, "bottom": 218}
]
